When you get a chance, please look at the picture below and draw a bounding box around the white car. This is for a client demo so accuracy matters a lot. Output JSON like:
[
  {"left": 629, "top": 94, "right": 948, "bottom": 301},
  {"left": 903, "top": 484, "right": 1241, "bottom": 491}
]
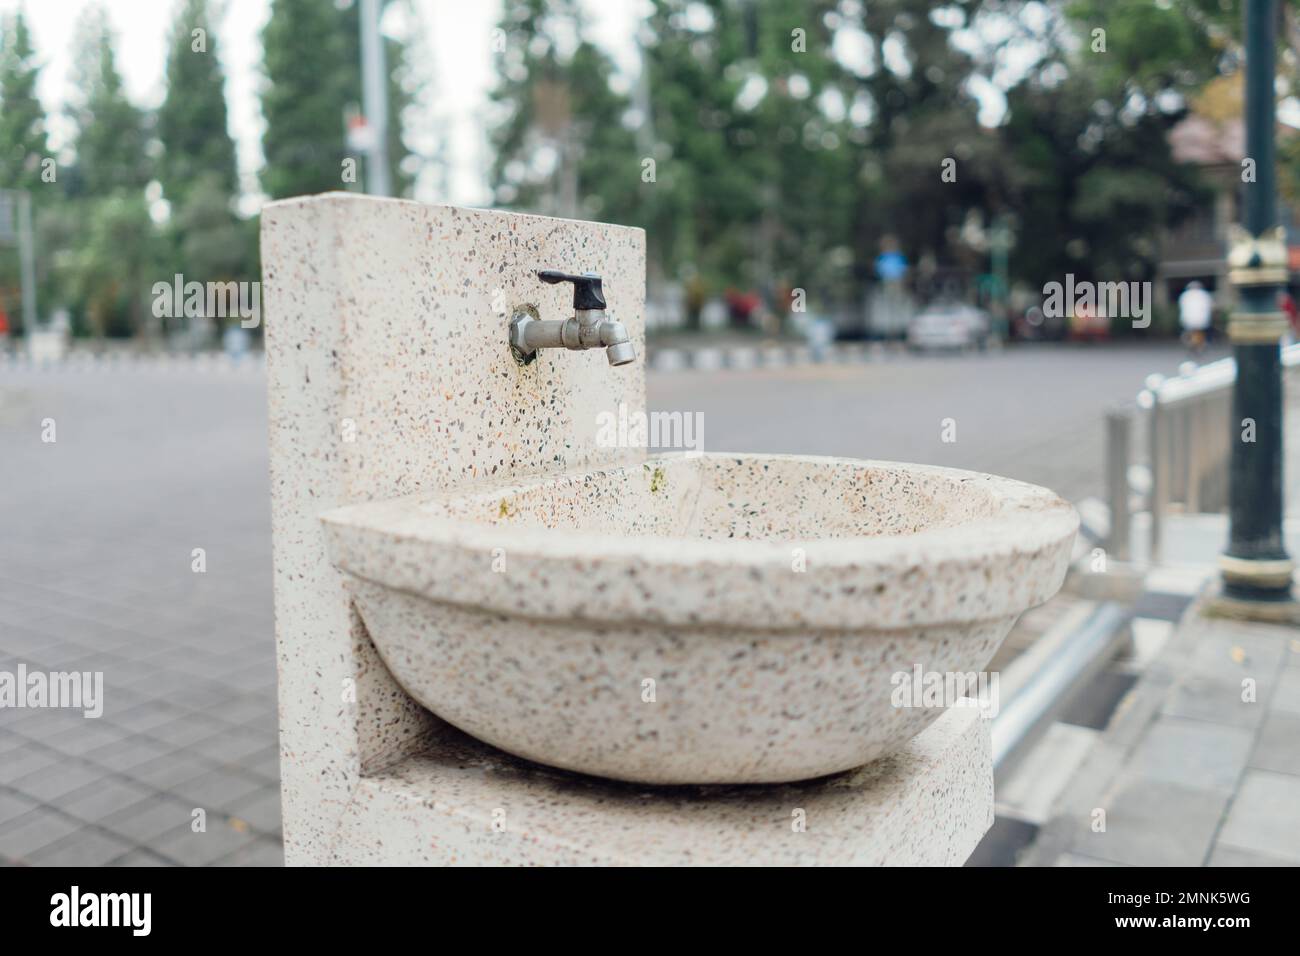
[{"left": 907, "top": 302, "right": 992, "bottom": 351}]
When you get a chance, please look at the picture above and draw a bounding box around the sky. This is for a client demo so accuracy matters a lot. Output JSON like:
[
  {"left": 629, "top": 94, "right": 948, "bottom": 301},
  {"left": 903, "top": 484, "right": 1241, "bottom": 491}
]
[{"left": 0, "top": 0, "right": 646, "bottom": 209}]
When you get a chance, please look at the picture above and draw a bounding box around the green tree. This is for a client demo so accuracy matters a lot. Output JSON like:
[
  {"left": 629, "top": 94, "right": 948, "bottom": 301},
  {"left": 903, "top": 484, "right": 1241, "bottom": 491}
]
[
  {"left": 261, "top": 0, "right": 350, "bottom": 199},
  {"left": 69, "top": 193, "right": 157, "bottom": 340},
  {"left": 67, "top": 5, "right": 151, "bottom": 197},
  {"left": 1000, "top": 72, "right": 1204, "bottom": 293},
  {"left": 61, "top": 8, "right": 156, "bottom": 342},
  {"left": 490, "top": 0, "right": 639, "bottom": 223},
  {"left": 834, "top": 0, "right": 1003, "bottom": 300},
  {"left": 640, "top": 0, "right": 864, "bottom": 317},
  {"left": 262, "top": 0, "right": 415, "bottom": 199},
  {"left": 996, "top": 0, "right": 1221, "bottom": 296},
  {"left": 157, "top": 0, "right": 238, "bottom": 205},
  {"left": 0, "top": 9, "right": 52, "bottom": 334},
  {"left": 0, "top": 10, "right": 49, "bottom": 192}
]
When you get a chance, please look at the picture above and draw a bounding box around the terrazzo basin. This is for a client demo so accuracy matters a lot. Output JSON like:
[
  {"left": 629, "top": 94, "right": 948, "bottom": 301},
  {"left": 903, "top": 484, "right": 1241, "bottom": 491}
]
[{"left": 321, "top": 453, "right": 1077, "bottom": 784}]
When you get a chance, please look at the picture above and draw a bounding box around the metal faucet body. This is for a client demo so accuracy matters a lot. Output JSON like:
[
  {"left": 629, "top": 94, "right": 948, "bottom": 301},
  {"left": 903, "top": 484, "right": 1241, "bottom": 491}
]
[{"left": 509, "top": 271, "right": 636, "bottom": 367}]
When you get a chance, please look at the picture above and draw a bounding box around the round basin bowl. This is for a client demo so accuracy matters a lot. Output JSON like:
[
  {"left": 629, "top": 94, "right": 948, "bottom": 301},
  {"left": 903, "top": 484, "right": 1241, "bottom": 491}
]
[{"left": 321, "top": 453, "right": 1078, "bottom": 784}]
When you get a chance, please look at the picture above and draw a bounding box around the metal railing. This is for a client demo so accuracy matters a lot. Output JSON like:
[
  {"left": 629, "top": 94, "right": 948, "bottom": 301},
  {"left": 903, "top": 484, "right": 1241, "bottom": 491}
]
[
  {"left": 991, "top": 602, "right": 1130, "bottom": 778},
  {"left": 1108, "top": 343, "right": 1300, "bottom": 563}
]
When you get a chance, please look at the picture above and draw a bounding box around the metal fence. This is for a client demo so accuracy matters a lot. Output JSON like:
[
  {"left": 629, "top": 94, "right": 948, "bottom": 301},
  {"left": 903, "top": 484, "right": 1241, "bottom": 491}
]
[{"left": 1108, "top": 343, "right": 1300, "bottom": 563}]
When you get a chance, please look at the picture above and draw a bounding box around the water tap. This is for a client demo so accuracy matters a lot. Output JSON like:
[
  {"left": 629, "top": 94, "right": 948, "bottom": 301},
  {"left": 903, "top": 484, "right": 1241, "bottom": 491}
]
[{"left": 509, "top": 270, "right": 636, "bottom": 367}]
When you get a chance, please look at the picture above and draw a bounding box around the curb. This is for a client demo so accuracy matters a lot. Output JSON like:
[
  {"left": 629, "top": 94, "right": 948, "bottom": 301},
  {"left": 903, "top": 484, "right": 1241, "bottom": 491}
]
[
  {"left": 647, "top": 340, "right": 905, "bottom": 372},
  {"left": 0, "top": 352, "right": 267, "bottom": 374},
  {"left": 2, "top": 342, "right": 904, "bottom": 376}
]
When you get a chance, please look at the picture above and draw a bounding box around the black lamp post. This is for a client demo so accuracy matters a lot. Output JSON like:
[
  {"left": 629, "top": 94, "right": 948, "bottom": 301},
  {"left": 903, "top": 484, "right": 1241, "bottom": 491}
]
[{"left": 1219, "top": 0, "right": 1296, "bottom": 613}]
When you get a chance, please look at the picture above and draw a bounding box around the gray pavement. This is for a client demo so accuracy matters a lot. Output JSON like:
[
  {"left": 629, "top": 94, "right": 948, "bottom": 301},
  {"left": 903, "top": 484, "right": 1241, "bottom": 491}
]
[
  {"left": 0, "top": 342, "right": 1218, "bottom": 865},
  {"left": 649, "top": 342, "right": 1225, "bottom": 502},
  {"left": 1022, "top": 593, "right": 1300, "bottom": 867},
  {"left": 0, "top": 361, "right": 280, "bottom": 865}
]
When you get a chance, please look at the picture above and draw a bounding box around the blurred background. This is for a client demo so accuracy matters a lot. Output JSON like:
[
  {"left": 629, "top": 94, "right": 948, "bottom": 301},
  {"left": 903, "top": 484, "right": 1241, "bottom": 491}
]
[
  {"left": 0, "top": 0, "right": 1293, "bottom": 347},
  {"left": 2, "top": 0, "right": 1300, "bottom": 869}
]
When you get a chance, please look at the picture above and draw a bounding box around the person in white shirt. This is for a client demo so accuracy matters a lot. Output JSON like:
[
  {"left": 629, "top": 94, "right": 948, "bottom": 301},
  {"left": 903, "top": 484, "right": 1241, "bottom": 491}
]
[{"left": 1178, "top": 280, "right": 1213, "bottom": 354}]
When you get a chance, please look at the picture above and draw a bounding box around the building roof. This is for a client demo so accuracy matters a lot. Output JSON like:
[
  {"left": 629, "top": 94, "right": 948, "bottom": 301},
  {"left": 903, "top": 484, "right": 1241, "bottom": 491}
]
[{"left": 1169, "top": 113, "right": 1247, "bottom": 166}]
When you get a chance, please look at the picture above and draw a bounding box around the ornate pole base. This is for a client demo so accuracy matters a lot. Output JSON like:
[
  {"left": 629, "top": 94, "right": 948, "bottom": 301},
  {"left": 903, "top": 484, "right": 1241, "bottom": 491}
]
[
  {"left": 1204, "top": 571, "right": 1300, "bottom": 625},
  {"left": 1207, "top": 0, "right": 1298, "bottom": 625}
]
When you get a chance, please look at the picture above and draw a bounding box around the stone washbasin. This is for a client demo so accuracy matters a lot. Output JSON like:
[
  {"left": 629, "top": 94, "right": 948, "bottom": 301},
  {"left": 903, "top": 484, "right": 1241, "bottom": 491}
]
[{"left": 321, "top": 453, "right": 1078, "bottom": 784}]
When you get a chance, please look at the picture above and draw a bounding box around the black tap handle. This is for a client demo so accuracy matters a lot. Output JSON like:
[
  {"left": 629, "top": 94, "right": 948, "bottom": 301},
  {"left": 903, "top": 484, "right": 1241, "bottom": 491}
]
[{"left": 537, "top": 270, "right": 606, "bottom": 311}]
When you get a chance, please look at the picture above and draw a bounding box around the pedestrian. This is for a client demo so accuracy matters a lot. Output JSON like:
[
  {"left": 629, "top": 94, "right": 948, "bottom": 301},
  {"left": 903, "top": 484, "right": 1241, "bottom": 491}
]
[{"left": 1178, "top": 280, "right": 1213, "bottom": 356}]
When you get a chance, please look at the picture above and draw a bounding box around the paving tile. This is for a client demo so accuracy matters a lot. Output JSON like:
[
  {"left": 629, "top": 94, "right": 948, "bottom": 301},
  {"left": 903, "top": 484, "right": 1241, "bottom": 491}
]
[
  {"left": 1127, "top": 716, "right": 1254, "bottom": 795},
  {"left": 1071, "top": 778, "right": 1229, "bottom": 867},
  {"left": 1250, "top": 711, "right": 1300, "bottom": 777},
  {"left": 81, "top": 734, "right": 173, "bottom": 773},
  {"left": 102, "top": 701, "right": 190, "bottom": 736},
  {"left": 2, "top": 709, "right": 89, "bottom": 742},
  {"left": 0, "top": 747, "right": 59, "bottom": 786},
  {"left": 28, "top": 828, "right": 135, "bottom": 866},
  {"left": 226, "top": 787, "right": 282, "bottom": 836},
  {"left": 1270, "top": 666, "right": 1300, "bottom": 716},
  {"left": 1217, "top": 769, "right": 1300, "bottom": 863},
  {"left": 244, "top": 744, "right": 282, "bottom": 782},
  {"left": 10, "top": 760, "right": 105, "bottom": 803},
  {"left": 122, "top": 752, "right": 218, "bottom": 790},
  {"left": 54, "top": 776, "right": 157, "bottom": 821},
  {"left": 211, "top": 837, "right": 284, "bottom": 867},
  {"left": 171, "top": 768, "right": 269, "bottom": 813},
  {"left": 148, "top": 817, "right": 258, "bottom": 866},
  {"left": 141, "top": 712, "right": 227, "bottom": 749},
  {"left": 156, "top": 682, "right": 249, "bottom": 712},
  {"left": 1207, "top": 844, "right": 1295, "bottom": 866},
  {"left": 101, "top": 797, "right": 193, "bottom": 844},
  {"left": 42, "top": 720, "right": 128, "bottom": 757},
  {"left": 107, "top": 848, "right": 177, "bottom": 866},
  {"left": 1185, "top": 623, "right": 1289, "bottom": 679},
  {"left": 0, "top": 790, "right": 39, "bottom": 828},
  {"left": 211, "top": 694, "right": 272, "bottom": 725},
  {"left": 188, "top": 726, "right": 274, "bottom": 766},
  {"left": 0, "top": 807, "right": 78, "bottom": 860},
  {"left": 1162, "top": 672, "right": 1266, "bottom": 729}
]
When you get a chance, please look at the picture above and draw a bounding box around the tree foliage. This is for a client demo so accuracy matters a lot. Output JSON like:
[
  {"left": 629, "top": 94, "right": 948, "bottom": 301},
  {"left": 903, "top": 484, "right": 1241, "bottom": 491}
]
[
  {"left": 486, "top": 0, "right": 1248, "bottom": 323},
  {"left": 0, "top": 10, "right": 48, "bottom": 193},
  {"left": 158, "top": 0, "right": 238, "bottom": 205}
]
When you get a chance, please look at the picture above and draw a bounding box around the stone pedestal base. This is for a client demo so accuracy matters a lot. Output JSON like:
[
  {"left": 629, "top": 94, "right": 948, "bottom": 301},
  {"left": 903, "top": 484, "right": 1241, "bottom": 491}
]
[{"left": 326, "top": 704, "right": 993, "bottom": 867}]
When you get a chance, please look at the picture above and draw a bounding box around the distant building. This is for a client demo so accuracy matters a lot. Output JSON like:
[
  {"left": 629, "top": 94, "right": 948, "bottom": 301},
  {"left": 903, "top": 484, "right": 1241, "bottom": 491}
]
[{"left": 1157, "top": 111, "right": 1300, "bottom": 311}]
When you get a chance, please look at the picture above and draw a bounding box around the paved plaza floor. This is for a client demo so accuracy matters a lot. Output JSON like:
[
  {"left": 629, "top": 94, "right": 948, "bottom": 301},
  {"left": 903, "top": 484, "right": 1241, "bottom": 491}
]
[{"left": 0, "top": 361, "right": 281, "bottom": 865}]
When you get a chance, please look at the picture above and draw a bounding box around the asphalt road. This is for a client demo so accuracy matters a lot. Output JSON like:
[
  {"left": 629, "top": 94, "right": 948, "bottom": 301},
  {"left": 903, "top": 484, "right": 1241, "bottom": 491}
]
[{"left": 648, "top": 342, "right": 1223, "bottom": 503}]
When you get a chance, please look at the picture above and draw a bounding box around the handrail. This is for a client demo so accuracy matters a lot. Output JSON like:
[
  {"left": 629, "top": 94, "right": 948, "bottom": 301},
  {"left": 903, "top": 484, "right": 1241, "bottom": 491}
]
[
  {"left": 991, "top": 602, "right": 1130, "bottom": 776},
  {"left": 1149, "top": 342, "right": 1300, "bottom": 406},
  {"left": 1109, "top": 341, "right": 1300, "bottom": 564}
]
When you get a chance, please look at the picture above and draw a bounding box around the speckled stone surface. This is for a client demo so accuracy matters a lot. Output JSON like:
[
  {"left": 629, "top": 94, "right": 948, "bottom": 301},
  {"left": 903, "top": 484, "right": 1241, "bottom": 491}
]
[
  {"left": 265, "top": 194, "right": 1015, "bottom": 863},
  {"left": 263, "top": 194, "right": 645, "bottom": 865},
  {"left": 322, "top": 453, "right": 1075, "bottom": 783},
  {"left": 327, "top": 700, "right": 994, "bottom": 866}
]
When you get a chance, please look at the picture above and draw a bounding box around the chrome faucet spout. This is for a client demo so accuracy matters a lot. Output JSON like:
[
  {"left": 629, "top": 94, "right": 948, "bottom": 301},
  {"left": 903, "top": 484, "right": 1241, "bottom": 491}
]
[
  {"left": 599, "top": 319, "right": 635, "bottom": 366},
  {"left": 508, "top": 271, "right": 637, "bottom": 367}
]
